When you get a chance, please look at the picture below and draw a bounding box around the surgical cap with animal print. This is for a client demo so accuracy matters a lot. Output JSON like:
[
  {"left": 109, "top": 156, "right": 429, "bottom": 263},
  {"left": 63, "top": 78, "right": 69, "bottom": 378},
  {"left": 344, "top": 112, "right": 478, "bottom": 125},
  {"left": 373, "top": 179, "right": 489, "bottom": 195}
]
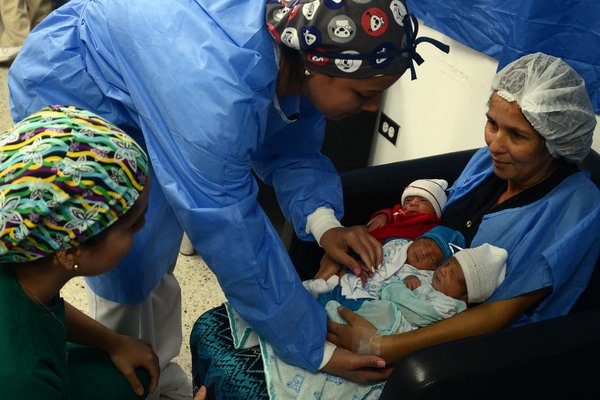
[{"left": 266, "top": 0, "right": 449, "bottom": 79}]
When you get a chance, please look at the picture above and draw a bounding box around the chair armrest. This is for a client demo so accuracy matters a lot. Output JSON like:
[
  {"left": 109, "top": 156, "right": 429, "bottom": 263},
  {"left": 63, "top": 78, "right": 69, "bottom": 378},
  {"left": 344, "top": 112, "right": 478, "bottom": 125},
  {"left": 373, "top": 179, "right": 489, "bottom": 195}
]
[{"left": 380, "top": 308, "right": 600, "bottom": 399}]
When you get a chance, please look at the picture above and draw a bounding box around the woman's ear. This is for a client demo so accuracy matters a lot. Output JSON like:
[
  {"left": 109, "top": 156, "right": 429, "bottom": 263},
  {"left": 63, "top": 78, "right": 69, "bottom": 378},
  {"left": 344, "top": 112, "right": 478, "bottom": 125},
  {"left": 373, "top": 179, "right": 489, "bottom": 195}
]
[{"left": 54, "top": 248, "right": 81, "bottom": 272}]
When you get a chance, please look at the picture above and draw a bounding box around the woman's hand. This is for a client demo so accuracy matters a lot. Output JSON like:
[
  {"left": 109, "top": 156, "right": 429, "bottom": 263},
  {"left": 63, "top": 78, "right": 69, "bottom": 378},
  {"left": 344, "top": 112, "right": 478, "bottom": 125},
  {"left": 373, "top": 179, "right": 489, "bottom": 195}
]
[
  {"left": 321, "top": 347, "right": 391, "bottom": 383},
  {"left": 326, "top": 306, "right": 379, "bottom": 355},
  {"left": 63, "top": 302, "right": 159, "bottom": 395},
  {"left": 106, "top": 333, "right": 160, "bottom": 397},
  {"left": 366, "top": 214, "right": 386, "bottom": 231},
  {"left": 320, "top": 226, "right": 382, "bottom": 277},
  {"left": 330, "top": 290, "right": 551, "bottom": 365}
]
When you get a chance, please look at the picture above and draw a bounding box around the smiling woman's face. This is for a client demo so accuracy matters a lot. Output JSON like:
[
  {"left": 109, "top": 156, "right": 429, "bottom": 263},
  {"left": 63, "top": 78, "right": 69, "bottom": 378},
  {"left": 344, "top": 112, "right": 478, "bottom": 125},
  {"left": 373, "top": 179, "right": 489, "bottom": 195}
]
[{"left": 484, "top": 93, "right": 557, "bottom": 190}]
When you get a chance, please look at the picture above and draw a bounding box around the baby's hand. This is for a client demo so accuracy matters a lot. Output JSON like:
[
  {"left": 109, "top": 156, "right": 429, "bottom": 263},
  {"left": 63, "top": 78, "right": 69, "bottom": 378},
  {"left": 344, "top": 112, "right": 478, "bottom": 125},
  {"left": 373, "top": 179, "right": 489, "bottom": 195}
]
[
  {"left": 403, "top": 275, "right": 421, "bottom": 290},
  {"left": 315, "top": 254, "right": 343, "bottom": 280},
  {"left": 194, "top": 386, "right": 207, "bottom": 400},
  {"left": 359, "top": 268, "right": 371, "bottom": 286},
  {"left": 366, "top": 214, "right": 386, "bottom": 231}
]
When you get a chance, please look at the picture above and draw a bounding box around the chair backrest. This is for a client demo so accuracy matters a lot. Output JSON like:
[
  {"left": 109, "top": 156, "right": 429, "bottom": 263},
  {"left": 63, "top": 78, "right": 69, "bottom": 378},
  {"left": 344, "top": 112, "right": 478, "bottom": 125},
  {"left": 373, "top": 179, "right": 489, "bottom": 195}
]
[
  {"left": 572, "top": 149, "right": 600, "bottom": 311},
  {"left": 339, "top": 149, "right": 477, "bottom": 226}
]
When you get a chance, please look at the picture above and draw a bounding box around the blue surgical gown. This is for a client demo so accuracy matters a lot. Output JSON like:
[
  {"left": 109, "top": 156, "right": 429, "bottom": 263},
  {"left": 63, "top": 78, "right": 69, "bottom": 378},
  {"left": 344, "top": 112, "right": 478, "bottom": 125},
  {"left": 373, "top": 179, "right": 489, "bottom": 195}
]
[
  {"left": 8, "top": 0, "right": 343, "bottom": 371},
  {"left": 445, "top": 148, "right": 600, "bottom": 324}
]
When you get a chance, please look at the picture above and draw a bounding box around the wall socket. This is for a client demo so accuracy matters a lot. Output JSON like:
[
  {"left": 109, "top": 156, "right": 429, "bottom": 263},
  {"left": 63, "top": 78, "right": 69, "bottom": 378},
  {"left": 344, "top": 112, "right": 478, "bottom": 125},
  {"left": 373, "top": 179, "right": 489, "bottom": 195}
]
[{"left": 378, "top": 112, "right": 400, "bottom": 145}]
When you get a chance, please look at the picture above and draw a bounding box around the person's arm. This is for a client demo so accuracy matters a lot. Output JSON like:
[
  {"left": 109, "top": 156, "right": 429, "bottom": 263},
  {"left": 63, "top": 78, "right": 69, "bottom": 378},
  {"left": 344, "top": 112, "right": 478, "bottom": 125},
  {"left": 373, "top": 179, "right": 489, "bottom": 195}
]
[
  {"left": 255, "top": 123, "right": 384, "bottom": 275},
  {"left": 369, "top": 206, "right": 395, "bottom": 225},
  {"left": 367, "top": 214, "right": 388, "bottom": 231},
  {"left": 194, "top": 386, "right": 207, "bottom": 400},
  {"left": 315, "top": 253, "right": 343, "bottom": 280},
  {"left": 319, "top": 225, "right": 383, "bottom": 275},
  {"left": 64, "top": 302, "right": 159, "bottom": 396},
  {"left": 327, "top": 288, "right": 548, "bottom": 364},
  {"left": 321, "top": 347, "right": 391, "bottom": 383}
]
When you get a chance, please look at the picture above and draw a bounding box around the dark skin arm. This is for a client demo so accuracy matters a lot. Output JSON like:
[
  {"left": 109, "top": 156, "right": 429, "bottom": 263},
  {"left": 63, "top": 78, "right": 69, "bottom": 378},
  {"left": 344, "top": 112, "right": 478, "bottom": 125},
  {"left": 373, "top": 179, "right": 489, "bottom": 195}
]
[
  {"left": 320, "top": 347, "right": 392, "bottom": 383},
  {"left": 64, "top": 302, "right": 160, "bottom": 396},
  {"left": 327, "top": 288, "right": 549, "bottom": 364}
]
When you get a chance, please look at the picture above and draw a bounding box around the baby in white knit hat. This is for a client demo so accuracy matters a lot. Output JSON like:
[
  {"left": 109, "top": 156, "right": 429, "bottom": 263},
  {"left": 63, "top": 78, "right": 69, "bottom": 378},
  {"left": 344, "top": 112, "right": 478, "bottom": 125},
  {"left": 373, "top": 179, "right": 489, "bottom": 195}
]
[
  {"left": 432, "top": 243, "right": 508, "bottom": 303},
  {"left": 367, "top": 179, "right": 449, "bottom": 242}
]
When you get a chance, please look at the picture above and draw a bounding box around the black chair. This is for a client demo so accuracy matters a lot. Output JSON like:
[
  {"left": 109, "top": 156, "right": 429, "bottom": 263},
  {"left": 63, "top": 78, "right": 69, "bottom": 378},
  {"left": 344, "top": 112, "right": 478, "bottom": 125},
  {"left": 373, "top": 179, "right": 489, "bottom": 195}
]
[{"left": 287, "top": 148, "right": 600, "bottom": 399}]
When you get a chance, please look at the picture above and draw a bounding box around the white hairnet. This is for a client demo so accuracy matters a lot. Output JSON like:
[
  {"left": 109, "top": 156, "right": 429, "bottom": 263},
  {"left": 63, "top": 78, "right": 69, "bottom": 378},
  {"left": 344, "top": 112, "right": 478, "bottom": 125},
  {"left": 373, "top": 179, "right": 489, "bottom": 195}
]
[{"left": 491, "top": 52, "right": 596, "bottom": 163}]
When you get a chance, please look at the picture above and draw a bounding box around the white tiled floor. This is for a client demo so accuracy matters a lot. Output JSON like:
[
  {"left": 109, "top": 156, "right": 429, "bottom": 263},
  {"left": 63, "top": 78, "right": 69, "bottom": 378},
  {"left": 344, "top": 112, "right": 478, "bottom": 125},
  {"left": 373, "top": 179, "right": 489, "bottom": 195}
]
[{"left": 0, "top": 64, "right": 227, "bottom": 389}]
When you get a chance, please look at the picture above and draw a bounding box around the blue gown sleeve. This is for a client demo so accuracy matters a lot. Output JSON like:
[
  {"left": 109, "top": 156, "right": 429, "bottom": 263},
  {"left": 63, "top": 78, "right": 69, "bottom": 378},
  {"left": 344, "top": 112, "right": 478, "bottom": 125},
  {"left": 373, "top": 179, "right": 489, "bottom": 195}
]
[
  {"left": 252, "top": 97, "right": 344, "bottom": 240},
  {"left": 480, "top": 178, "right": 600, "bottom": 323}
]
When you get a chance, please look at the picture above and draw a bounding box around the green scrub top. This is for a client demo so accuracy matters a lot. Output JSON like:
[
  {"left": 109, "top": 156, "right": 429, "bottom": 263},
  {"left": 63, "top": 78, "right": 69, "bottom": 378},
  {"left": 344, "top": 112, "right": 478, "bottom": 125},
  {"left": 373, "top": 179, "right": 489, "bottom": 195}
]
[{"left": 0, "top": 267, "right": 149, "bottom": 399}]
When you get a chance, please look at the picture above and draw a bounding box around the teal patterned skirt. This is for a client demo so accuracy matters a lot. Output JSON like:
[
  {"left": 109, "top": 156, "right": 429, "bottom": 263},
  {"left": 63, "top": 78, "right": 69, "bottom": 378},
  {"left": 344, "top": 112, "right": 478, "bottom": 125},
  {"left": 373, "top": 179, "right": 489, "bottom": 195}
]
[{"left": 190, "top": 304, "right": 269, "bottom": 399}]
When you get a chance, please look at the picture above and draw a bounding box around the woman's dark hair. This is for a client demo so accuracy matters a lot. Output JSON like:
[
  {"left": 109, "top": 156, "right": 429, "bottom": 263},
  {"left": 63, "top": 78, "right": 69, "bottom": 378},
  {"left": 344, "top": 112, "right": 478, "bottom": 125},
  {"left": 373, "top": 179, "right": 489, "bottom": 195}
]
[{"left": 279, "top": 45, "right": 305, "bottom": 93}]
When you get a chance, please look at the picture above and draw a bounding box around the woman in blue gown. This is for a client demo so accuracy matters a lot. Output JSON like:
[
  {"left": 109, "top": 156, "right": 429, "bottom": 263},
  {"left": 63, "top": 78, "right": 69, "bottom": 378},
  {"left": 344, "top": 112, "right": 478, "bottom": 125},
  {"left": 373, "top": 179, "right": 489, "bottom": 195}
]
[{"left": 8, "top": 1, "right": 448, "bottom": 396}]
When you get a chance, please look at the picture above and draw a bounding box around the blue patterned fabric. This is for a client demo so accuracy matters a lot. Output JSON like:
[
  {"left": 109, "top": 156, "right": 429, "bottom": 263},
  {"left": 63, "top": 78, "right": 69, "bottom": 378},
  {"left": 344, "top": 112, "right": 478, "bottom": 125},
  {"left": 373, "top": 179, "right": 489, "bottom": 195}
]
[{"left": 190, "top": 305, "right": 268, "bottom": 399}]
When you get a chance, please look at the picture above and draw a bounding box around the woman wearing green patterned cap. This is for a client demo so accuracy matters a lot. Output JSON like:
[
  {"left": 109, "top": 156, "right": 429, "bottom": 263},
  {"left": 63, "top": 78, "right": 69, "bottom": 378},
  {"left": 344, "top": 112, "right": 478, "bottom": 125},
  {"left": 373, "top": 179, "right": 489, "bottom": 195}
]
[{"left": 0, "top": 105, "right": 159, "bottom": 399}]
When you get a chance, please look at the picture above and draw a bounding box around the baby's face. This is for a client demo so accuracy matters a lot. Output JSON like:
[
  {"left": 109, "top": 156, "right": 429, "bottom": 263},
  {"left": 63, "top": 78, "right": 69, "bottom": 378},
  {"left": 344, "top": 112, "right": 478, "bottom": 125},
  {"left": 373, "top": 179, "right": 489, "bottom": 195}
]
[
  {"left": 431, "top": 257, "right": 468, "bottom": 301},
  {"left": 403, "top": 195, "right": 437, "bottom": 216},
  {"left": 406, "top": 238, "right": 444, "bottom": 270}
]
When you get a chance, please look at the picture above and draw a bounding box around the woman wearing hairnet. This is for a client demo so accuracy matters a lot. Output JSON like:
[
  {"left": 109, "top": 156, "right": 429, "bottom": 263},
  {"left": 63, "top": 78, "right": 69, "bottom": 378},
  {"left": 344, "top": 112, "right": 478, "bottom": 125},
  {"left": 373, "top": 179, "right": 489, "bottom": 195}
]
[
  {"left": 8, "top": 0, "right": 448, "bottom": 396},
  {"left": 329, "top": 53, "right": 600, "bottom": 365}
]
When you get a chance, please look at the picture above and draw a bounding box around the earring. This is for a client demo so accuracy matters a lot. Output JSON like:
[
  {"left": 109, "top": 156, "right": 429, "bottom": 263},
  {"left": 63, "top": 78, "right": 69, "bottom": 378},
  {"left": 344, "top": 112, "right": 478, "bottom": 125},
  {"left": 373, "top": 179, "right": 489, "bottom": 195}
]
[
  {"left": 73, "top": 264, "right": 79, "bottom": 271},
  {"left": 304, "top": 69, "right": 311, "bottom": 77}
]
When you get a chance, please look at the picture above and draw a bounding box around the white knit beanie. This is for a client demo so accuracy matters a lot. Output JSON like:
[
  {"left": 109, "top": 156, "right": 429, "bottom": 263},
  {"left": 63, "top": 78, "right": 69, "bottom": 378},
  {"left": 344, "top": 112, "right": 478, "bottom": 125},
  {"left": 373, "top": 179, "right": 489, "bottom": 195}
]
[
  {"left": 454, "top": 244, "right": 508, "bottom": 304},
  {"left": 401, "top": 179, "right": 448, "bottom": 217}
]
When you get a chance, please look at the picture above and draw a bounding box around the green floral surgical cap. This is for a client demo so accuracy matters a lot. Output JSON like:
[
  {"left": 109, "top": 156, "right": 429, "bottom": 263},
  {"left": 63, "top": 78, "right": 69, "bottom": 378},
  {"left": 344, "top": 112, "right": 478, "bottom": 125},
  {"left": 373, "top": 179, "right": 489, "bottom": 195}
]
[{"left": 0, "top": 105, "right": 149, "bottom": 263}]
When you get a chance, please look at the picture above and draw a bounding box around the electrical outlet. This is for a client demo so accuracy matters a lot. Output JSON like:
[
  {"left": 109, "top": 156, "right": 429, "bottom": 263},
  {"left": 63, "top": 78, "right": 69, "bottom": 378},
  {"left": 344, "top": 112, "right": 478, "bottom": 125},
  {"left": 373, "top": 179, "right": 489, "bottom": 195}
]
[{"left": 378, "top": 112, "right": 400, "bottom": 145}]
